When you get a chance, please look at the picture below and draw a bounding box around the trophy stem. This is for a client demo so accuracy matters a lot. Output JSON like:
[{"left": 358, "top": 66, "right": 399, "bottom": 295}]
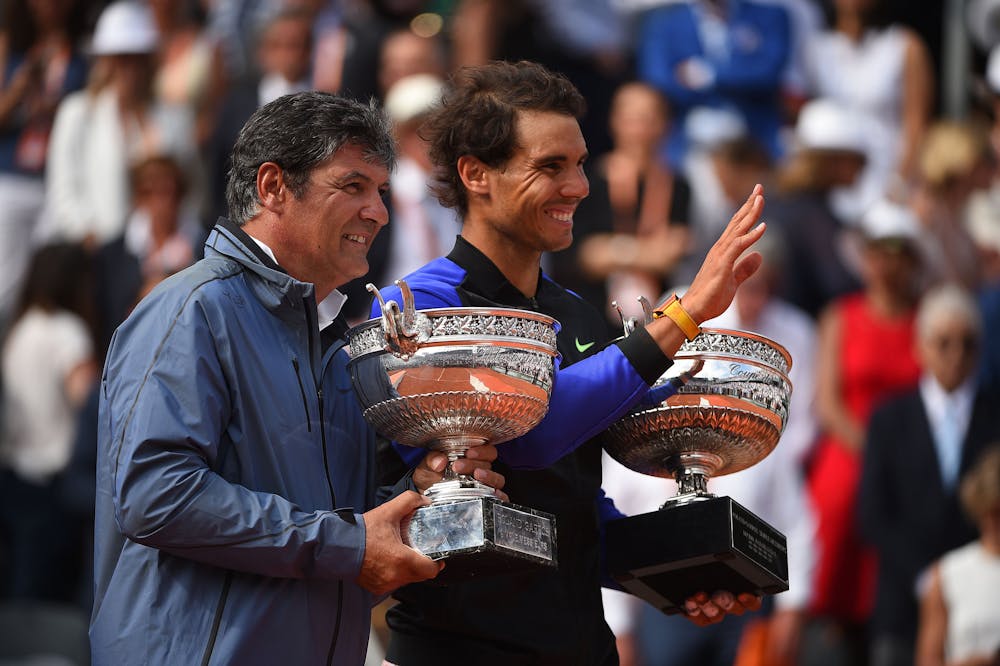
[
  {"left": 424, "top": 436, "right": 495, "bottom": 503},
  {"left": 661, "top": 452, "right": 723, "bottom": 508}
]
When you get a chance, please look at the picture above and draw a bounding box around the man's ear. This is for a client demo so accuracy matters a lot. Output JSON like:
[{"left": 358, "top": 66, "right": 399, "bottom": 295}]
[
  {"left": 256, "top": 162, "right": 287, "bottom": 213},
  {"left": 457, "top": 155, "right": 491, "bottom": 196}
]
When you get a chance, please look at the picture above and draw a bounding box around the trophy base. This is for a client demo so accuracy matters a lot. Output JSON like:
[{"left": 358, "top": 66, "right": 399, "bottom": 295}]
[
  {"left": 404, "top": 496, "right": 557, "bottom": 581},
  {"left": 605, "top": 495, "right": 788, "bottom": 614}
]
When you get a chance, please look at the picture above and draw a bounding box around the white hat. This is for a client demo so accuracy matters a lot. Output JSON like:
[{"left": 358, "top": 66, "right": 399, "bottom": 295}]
[
  {"left": 684, "top": 106, "right": 747, "bottom": 150},
  {"left": 795, "top": 99, "right": 867, "bottom": 155},
  {"left": 859, "top": 198, "right": 921, "bottom": 243},
  {"left": 384, "top": 74, "right": 445, "bottom": 124},
  {"left": 89, "top": 1, "right": 159, "bottom": 56}
]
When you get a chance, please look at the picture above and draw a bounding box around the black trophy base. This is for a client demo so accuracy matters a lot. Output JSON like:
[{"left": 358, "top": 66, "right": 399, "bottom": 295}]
[
  {"left": 605, "top": 495, "right": 788, "bottom": 614},
  {"left": 404, "top": 495, "right": 557, "bottom": 582}
]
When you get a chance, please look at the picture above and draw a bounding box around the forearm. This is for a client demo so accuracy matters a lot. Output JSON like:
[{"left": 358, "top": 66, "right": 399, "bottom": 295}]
[
  {"left": 501, "top": 330, "right": 672, "bottom": 469},
  {"left": 114, "top": 439, "right": 367, "bottom": 581}
]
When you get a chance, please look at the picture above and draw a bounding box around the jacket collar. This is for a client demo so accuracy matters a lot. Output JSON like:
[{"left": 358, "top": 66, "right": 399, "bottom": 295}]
[
  {"left": 204, "top": 218, "right": 312, "bottom": 301},
  {"left": 446, "top": 235, "right": 547, "bottom": 309},
  {"left": 206, "top": 218, "right": 352, "bottom": 346}
]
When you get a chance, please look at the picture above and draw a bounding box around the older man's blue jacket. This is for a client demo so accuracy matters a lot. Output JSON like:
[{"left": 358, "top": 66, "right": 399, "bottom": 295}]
[{"left": 92, "top": 221, "right": 376, "bottom": 665}]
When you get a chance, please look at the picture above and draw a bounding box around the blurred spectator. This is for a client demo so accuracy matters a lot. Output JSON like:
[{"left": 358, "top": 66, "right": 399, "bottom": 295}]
[
  {"left": 0, "top": 242, "right": 97, "bottom": 603},
  {"left": 339, "top": 72, "right": 459, "bottom": 322},
  {"left": 912, "top": 120, "right": 993, "bottom": 291},
  {"left": 377, "top": 28, "right": 446, "bottom": 98},
  {"left": 40, "top": 0, "right": 198, "bottom": 245},
  {"left": 916, "top": 445, "right": 1000, "bottom": 666},
  {"left": 205, "top": 6, "right": 314, "bottom": 222},
  {"left": 671, "top": 106, "right": 750, "bottom": 285},
  {"left": 552, "top": 81, "right": 690, "bottom": 329},
  {"left": 636, "top": 0, "right": 791, "bottom": 169},
  {"left": 206, "top": 0, "right": 283, "bottom": 84},
  {"left": 860, "top": 284, "right": 1000, "bottom": 666},
  {"left": 804, "top": 198, "right": 924, "bottom": 666},
  {"left": 450, "top": 0, "right": 629, "bottom": 157},
  {"left": 710, "top": 235, "right": 819, "bottom": 666},
  {"left": 338, "top": 0, "right": 441, "bottom": 103},
  {"left": 378, "top": 73, "right": 456, "bottom": 280},
  {"left": 94, "top": 154, "right": 200, "bottom": 354},
  {"left": 803, "top": 0, "right": 934, "bottom": 222},
  {"left": 767, "top": 98, "right": 866, "bottom": 318},
  {"left": 0, "top": 0, "right": 89, "bottom": 328},
  {"left": 149, "top": 0, "right": 227, "bottom": 147},
  {"left": 760, "top": 0, "right": 823, "bottom": 114}
]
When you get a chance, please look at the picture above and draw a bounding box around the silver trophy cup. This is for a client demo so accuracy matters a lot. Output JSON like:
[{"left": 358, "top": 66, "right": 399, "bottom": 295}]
[
  {"left": 602, "top": 299, "right": 793, "bottom": 613},
  {"left": 346, "top": 281, "right": 560, "bottom": 578}
]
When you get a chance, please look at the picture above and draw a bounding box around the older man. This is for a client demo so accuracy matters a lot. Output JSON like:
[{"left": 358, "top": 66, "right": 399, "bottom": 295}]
[
  {"left": 92, "top": 92, "right": 504, "bottom": 665},
  {"left": 860, "top": 284, "right": 1000, "bottom": 666}
]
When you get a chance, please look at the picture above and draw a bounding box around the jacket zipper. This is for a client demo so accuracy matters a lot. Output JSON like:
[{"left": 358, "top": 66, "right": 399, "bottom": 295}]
[
  {"left": 317, "top": 385, "right": 345, "bottom": 666},
  {"left": 304, "top": 298, "right": 344, "bottom": 666},
  {"left": 291, "top": 358, "right": 312, "bottom": 432},
  {"left": 200, "top": 570, "right": 233, "bottom": 666}
]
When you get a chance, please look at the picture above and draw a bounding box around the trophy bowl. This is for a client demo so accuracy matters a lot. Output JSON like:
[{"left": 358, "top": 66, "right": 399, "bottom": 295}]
[
  {"left": 602, "top": 328, "right": 792, "bottom": 492},
  {"left": 345, "top": 282, "right": 561, "bottom": 575},
  {"left": 602, "top": 325, "right": 794, "bottom": 613}
]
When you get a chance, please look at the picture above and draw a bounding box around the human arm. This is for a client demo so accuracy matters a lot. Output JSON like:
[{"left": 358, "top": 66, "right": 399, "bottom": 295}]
[
  {"left": 0, "top": 37, "right": 41, "bottom": 126},
  {"left": 896, "top": 28, "right": 933, "bottom": 187},
  {"left": 916, "top": 563, "right": 948, "bottom": 666},
  {"left": 815, "top": 302, "right": 864, "bottom": 450},
  {"left": 637, "top": 7, "right": 713, "bottom": 108},
  {"left": 104, "top": 293, "right": 439, "bottom": 594}
]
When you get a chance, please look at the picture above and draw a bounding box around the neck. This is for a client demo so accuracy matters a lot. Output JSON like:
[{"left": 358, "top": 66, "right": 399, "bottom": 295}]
[
  {"left": 838, "top": 13, "right": 865, "bottom": 40},
  {"left": 866, "top": 284, "right": 914, "bottom": 318},
  {"left": 981, "top": 521, "right": 1000, "bottom": 555},
  {"left": 460, "top": 225, "right": 542, "bottom": 298}
]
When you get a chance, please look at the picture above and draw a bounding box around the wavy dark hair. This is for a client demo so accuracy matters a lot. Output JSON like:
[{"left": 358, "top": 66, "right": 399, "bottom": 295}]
[
  {"left": 226, "top": 92, "right": 395, "bottom": 226},
  {"left": 422, "top": 60, "right": 586, "bottom": 219}
]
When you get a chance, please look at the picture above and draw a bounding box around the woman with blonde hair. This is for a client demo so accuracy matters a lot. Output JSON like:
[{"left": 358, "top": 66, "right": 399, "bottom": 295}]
[
  {"left": 912, "top": 120, "right": 994, "bottom": 290},
  {"left": 916, "top": 446, "right": 1000, "bottom": 666},
  {"left": 41, "top": 1, "right": 197, "bottom": 245}
]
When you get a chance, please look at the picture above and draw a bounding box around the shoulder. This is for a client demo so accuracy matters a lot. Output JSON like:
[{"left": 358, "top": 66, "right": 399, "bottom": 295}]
[
  {"left": 52, "top": 90, "right": 90, "bottom": 122},
  {"left": 127, "top": 257, "right": 246, "bottom": 323},
  {"left": 372, "top": 257, "right": 465, "bottom": 314}
]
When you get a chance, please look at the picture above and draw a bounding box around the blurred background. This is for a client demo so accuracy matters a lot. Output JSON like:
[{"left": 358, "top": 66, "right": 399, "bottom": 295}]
[{"left": 2, "top": 0, "right": 1000, "bottom": 664}]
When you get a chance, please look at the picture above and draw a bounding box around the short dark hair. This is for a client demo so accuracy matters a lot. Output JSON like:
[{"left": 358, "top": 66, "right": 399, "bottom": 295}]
[
  {"left": 226, "top": 92, "right": 395, "bottom": 225},
  {"left": 422, "top": 61, "right": 586, "bottom": 218}
]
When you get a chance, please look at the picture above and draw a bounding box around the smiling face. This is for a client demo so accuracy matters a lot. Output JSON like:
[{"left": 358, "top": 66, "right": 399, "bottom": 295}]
[
  {"left": 277, "top": 143, "right": 389, "bottom": 298},
  {"left": 468, "top": 110, "right": 589, "bottom": 260}
]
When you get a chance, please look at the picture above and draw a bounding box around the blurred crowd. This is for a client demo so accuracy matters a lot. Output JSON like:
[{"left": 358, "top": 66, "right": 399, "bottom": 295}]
[{"left": 1, "top": 0, "right": 1000, "bottom": 665}]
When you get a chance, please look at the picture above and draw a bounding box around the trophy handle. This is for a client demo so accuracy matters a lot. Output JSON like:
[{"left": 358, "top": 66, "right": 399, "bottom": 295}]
[
  {"left": 366, "top": 282, "right": 424, "bottom": 359},
  {"left": 613, "top": 295, "right": 656, "bottom": 338},
  {"left": 637, "top": 295, "right": 655, "bottom": 324}
]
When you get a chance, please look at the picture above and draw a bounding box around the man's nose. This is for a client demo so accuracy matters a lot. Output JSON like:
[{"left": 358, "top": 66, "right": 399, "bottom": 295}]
[{"left": 563, "top": 167, "right": 589, "bottom": 199}]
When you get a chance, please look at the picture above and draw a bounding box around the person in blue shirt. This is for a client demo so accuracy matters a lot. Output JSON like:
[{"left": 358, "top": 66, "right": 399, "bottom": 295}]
[{"left": 372, "top": 60, "right": 769, "bottom": 665}]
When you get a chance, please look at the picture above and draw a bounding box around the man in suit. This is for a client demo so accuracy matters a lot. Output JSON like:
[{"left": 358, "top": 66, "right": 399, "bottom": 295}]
[
  {"left": 859, "top": 283, "right": 1000, "bottom": 666},
  {"left": 636, "top": 0, "right": 792, "bottom": 169}
]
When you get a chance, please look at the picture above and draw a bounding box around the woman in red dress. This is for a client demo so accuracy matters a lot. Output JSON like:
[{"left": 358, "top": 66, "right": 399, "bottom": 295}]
[{"left": 805, "top": 199, "right": 925, "bottom": 664}]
